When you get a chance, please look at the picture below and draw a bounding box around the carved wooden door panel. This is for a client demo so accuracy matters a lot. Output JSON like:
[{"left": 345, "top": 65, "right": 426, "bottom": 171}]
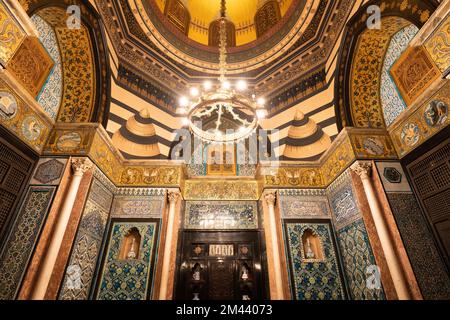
[
  {"left": 208, "top": 260, "right": 235, "bottom": 300},
  {"left": 175, "top": 231, "right": 267, "bottom": 300}
]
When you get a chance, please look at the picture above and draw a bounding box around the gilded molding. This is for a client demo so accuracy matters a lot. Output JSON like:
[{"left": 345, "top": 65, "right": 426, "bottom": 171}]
[{"left": 183, "top": 179, "right": 260, "bottom": 201}]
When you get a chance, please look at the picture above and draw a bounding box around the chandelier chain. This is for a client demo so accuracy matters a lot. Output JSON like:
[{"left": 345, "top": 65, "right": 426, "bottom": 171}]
[{"left": 219, "top": 0, "right": 228, "bottom": 84}]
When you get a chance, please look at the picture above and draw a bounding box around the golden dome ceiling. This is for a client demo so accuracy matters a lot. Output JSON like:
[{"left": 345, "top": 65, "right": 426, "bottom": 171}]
[{"left": 154, "top": 0, "right": 293, "bottom": 46}]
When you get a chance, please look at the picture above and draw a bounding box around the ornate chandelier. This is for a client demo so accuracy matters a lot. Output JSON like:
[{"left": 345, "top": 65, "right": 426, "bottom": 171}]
[{"left": 177, "top": 0, "right": 267, "bottom": 143}]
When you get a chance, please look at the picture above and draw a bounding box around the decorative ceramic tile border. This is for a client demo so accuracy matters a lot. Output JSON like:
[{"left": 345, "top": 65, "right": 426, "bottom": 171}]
[{"left": 184, "top": 201, "right": 258, "bottom": 230}]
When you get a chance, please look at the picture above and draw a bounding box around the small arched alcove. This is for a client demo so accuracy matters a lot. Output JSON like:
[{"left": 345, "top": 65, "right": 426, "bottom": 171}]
[
  {"left": 301, "top": 229, "right": 324, "bottom": 261},
  {"left": 119, "top": 228, "right": 142, "bottom": 260}
]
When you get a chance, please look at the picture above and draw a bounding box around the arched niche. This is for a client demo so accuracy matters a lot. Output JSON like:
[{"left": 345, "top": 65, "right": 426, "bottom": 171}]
[
  {"left": 22, "top": 0, "right": 111, "bottom": 126},
  {"left": 334, "top": 0, "right": 438, "bottom": 130},
  {"left": 301, "top": 228, "right": 324, "bottom": 261},
  {"left": 255, "top": 0, "right": 281, "bottom": 38},
  {"left": 164, "top": 0, "right": 191, "bottom": 35},
  {"left": 119, "top": 228, "right": 142, "bottom": 260},
  {"left": 208, "top": 19, "right": 236, "bottom": 47}
]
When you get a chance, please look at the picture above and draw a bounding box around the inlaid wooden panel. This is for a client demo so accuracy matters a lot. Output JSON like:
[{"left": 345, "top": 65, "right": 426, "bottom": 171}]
[
  {"left": 407, "top": 137, "right": 450, "bottom": 269},
  {"left": 0, "top": 132, "right": 36, "bottom": 246}
]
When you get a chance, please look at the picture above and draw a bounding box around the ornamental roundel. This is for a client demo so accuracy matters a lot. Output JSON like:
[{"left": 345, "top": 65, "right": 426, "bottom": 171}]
[
  {"left": 400, "top": 123, "right": 420, "bottom": 147},
  {"left": 0, "top": 91, "right": 18, "bottom": 120},
  {"left": 21, "top": 116, "right": 43, "bottom": 141},
  {"left": 424, "top": 100, "right": 448, "bottom": 127}
]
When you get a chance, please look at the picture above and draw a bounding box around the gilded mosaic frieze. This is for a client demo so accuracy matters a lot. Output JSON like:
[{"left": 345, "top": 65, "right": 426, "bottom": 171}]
[
  {"left": 183, "top": 180, "right": 260, "bottom": 200},
  {"left": 0, "top": 79, "right": 50, "bottom": 152},
  {"left": 390, "top": 82, "right": 450, "bottom": 157},
  {"left": 320, "top": 136, "right": 355, "bottom": 185},
  {"left": 119, "top": 166, "right": 181, "bottom": 187},
  {"left": 7, "top": 36, "right": 54, "bottom": 98},
  {"left": 391, "top": 46, "right": 441, "bottom": 106},
  {"left": 263, "top": 167, "right": 324, "bottom": 188},
  {"left": 0, "top": 1, "right": 25, "bottom": 65},
  {"left": 424, "top": 15, "right": 450, "bottom": 73}
]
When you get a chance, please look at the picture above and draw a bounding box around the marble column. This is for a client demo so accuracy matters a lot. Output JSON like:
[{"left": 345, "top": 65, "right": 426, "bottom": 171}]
[
  {"left": 159, "top": 190, "right": 180, "bottom": 300},
  {"left": 264, "top": 191, "right": 284, "bottom": 300},
  {"left": 31, "top": 158, "right": 92, "bottom": 300},
  {"left": 351, "top": 161, "right": 411, "bottom": 300}
]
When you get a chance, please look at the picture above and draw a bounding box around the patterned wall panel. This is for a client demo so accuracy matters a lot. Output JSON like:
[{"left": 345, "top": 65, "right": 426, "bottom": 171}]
[
  {"left": 285, "top": 222, "right": 345, "bottom": 300},
  {"left": 386, "top": 192, "right": 450, "bottom": 299},
  {"left": 7, "top": 36, "right": 54, "bottom": 98},
  {"left": 278, "top": 189, "right": 330, "bottom": 219},
  {"left": 336, "top": 219, "right": 384, "bottom": 300},
  {"left": 327, "top": 170, "right": 361, "bottom": 230},
  {"left": 96, "top": 221, "right": 158, "bottom": 300},
  {"left": 184, "top": 201, "right": 258, "bottom": 230},
  {"left": 31, "top": 14, "right": 62, "bottom": 121},
  {"left": 327, "top": 169, "right": 385, "bottom": 300},
  {"left": 59, "top": 175, "right": 114, "bottom": 300},
  {"left": 381, "top": 25, "right": 418, "bottom": 126},
  {"left": 0, "top": 186, "right": 56, "bottom": 300},
  {"left": 375, "top": 161, "right": 450, "bottom": 299},
  {"left": 390, "top": 45, "right": 440, "bottom": 106},
  {"left": 30, "top": 158, "right": 67, "bottom": 186}
]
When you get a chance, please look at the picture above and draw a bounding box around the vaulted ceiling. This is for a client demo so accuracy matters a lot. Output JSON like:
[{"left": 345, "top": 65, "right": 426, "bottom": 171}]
[{"left": 98, "top": 0, "right": 357, "bottom": 160}]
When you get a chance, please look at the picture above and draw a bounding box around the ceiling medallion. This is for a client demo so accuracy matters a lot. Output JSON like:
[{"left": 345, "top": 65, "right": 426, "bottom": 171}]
[{"left": 177, "top": 0, "right": 267, "bottom": 143}]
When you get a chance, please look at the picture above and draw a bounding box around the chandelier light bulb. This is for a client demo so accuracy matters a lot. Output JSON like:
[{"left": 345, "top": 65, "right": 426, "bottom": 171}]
[
  {"left": 222, "top": 81, "right": 231, "bottom": 90},
  {"left": 257, "top": 97, "right": 266, "bottom": 106},
  {"left": 203, "top": 81, "right": 213, "bottom": 90},
  {"left": 236, "top": 80, "right": 248, "bottom": 91},
  {"left": 256, "top": 109, "right": 267, "bottom": 119},
  {"left": 181, "top": 117, "right": 190, "bottom": 126},
  {"left": 190, "top": 87, "right": 200, "bottom": 97},
  {"left": 179, "top": 96, "right": 189, "bottom": 107}
]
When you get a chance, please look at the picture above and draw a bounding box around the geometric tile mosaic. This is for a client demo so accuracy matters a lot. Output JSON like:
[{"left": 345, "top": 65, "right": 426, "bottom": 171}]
[
  {"left": 387, "top": 193, "right": 450, "bottom": 299},
  {"left": 96, "top": 222, "right": 157, "bottom": 300},
  {"left": 59, "top": 178, "right": 113, "bottom": 300},
  {"left": 285, "top": 222, "right": 345, "bottom": 300},
  {"left": 336, "top": 219, "right": 385, "bottom": 300}
]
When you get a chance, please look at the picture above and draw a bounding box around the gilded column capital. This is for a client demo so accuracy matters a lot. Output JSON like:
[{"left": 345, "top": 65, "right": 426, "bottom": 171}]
[
  {"left": 264, "top": 191, "right": 277, "bottom": 207},
  {"left": 71, "top": 158, "right": 93, "bottom": 177},
  {"left": 350, "top": 161, "right": 372, "bottom": 180},
  {"left": 168, "top": 190, "right": 181, "bottom": 205}
]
